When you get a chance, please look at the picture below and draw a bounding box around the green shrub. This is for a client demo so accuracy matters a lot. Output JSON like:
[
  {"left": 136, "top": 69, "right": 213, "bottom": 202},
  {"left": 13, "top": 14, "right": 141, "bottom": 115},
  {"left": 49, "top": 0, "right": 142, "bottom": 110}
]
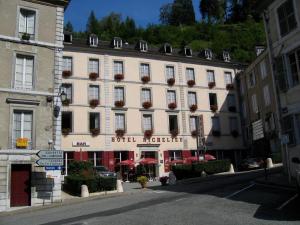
[
  {"left": 98, "top": 176, "right": 117, "bottom": 191},
  {"left": 172, "top": 160, "right": 231, "bottom": 180},
  {"left": 68, "top": 161, "right": 94, "bottom": 176}
]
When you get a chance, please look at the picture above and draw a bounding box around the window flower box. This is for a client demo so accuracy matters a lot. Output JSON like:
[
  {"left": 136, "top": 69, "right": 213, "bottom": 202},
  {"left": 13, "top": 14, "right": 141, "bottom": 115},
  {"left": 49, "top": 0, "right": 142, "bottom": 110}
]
[
  {"left": 115, "top": 129, "right": 125, "bottom": 137},
  {"left": 21, "top": 33, "right": 30, "bottom": 41},
  {"left": 212, "top": 130, "right": 221, "bottom": 137},
  {"left": 170, "top": 129, "right": 179, "bottom": 137},
  {"left": 208, "top": 82, "right": 216, "bottom": 89},
  {"left": 115, "top": 100, "right": 125, "bottom": 107},
  {"left": 142, "top": 101, "right": 152, "bottom": 109},
  {"left": 89, "top": 99, "right": 99, "bottom": 107},
  {"left": 168, "top": 102, "right": 177, "bottom": 110},
  {"left": 231, "top": 130, "right": 239, "bottom": 137},
  {"left": 62, "top": 99, "right": 71, "bottom": 106},
  {"left": 191, "top": 130, "right": 198, "bottom": 137},
  {"left": 141, "top": 76, "right": 150, "bottom": 83},
  {"left": 189, "top": 104, "right": 198, "bottom": 112},
  {"left": 62, "top": 128, "right": 71, "bottom": 136},
  {"left": 167, "top": 78, "right": 175, "bottom": 86},
  {"left": 226, "top": 83, "right": 234, "bottom": 90},
  {"left": 228, "top": 106, "right": 236, "bottom": 112},
  {"left": 187, "top": 80, "right": 195, "bottom": 87},
  {"left": 62, "top": 70, "right": 72, "bottom": 78},
  {"left": 90, "top": 128, "right": 100, "bottom": 136},
  {"left": 144, "top": 129, "right": 153, "bottom": 138},
  {"left": 210, "top": 105, "right": 218, "bottom": 112},
  {"left": 89, "top": 72, "right": 98, "bottom": 80},
  {"left": 114, "top": 74, "right": 124, "bottom": 81}
]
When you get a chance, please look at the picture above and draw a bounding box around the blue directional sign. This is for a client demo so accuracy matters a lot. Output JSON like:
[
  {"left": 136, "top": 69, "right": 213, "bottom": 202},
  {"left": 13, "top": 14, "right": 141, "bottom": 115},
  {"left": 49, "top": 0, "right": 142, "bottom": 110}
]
[
  {"left": 36, "top": 158, "right": 64, "bottom": 167},
  {"left": 37, "top": 150, "right": 63, "bottom": 159},
  {"left": 45, "top": 166, "right": 62, "bottom": 171}
]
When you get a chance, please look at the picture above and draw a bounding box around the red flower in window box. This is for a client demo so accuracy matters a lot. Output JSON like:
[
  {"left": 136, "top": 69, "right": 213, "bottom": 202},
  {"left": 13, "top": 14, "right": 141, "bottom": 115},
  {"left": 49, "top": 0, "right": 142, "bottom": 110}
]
[
  {"left": 167, "top": 78, "right": 175, "bottom": 86},
  {"left": 170, "top": 129, "right": 179, "bottom": 137},
  {"left": 208, "top": 82, "right": 215, "bottom": 89},
  {"left": 89, "top": 72, "right": 98, "bottom": 80},
  {"left": 144, "top": 129, "right": 153, "bottom": 138},
  {"left": 62, "top": 99, "right": 71, "bottom": 106},
  {"left": 141, "top": 76, "right": 150, "bottom": 83},
  {"left": 62, "top": 70, "right": 72, "bottom": 78},
  {"left": 226, "top": 83, "right": 234, "bottom": 90},
  {"left": 191, "top": 130, "right": 198, "bottom": 137},
  {"left": 62, "top": 128, "right": 71, "bottom": 136},
  {"left": 231, "top": 130, "right": 239, "bottom": 138},
  {"left": 115, "top": 129, "right": 125, "bottom": 137},
  {"left": 210, "top": 104, "right": 218, "bottom": 112},
  {"left": 142, "top": 101, "right": 152, "bottom": 109},
  {"left": 89, "top": 99, "right": 99, "bottom": 107},
  {"left": 115, "top": 100, "right": 125, "bottom": 107},
  {"left": 90, "top": 128, "right": 100, "bottom": 136},
  {"left": 189, "top": 104, "right": 198, "bottom": 112},
  {"left": 114, "top": 74, "right": 124, "bottom": 81},
  {"left": 187, "top": 80, "right": 195, "bottom": 87},
  {"left": 212, "top": 130, "right": 221, "bottom": 137},
  {"left": 168, "top": 102, "right": 177, "bottom": 110}
]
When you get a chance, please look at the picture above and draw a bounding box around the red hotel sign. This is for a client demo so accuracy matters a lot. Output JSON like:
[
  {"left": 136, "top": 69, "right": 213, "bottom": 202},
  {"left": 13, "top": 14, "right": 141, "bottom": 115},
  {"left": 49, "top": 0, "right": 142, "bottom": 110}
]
[{"left": 112, "top": 136, "right": 183, "bottom": 143}]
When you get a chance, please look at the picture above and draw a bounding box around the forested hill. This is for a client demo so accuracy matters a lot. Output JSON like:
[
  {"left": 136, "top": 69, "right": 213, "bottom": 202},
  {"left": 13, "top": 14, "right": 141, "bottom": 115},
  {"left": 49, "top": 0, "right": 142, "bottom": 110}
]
[{"left": 65, "top": 0, "right": 266, "bottom": 63}]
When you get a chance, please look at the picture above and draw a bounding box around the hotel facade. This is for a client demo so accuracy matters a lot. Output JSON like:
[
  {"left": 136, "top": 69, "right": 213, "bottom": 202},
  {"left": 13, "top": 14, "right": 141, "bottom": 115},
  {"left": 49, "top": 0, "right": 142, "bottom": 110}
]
[{"left": 62, "top": 36, "right": 246, "bottom": 177}]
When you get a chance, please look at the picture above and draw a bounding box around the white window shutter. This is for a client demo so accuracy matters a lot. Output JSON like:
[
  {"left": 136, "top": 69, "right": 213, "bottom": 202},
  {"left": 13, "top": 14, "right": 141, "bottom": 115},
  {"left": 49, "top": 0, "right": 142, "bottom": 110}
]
[
  {"left": 26, "top": 12, "right": 35, "bottom": 34},
  {"left": 19, "top": 11, "right": 26, "bottom": 33}
]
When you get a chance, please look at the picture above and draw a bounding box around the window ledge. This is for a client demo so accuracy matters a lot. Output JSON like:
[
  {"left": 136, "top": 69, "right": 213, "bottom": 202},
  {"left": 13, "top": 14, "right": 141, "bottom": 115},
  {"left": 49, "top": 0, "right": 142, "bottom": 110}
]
[
  {"left": 139, "top": 109, "right": 154, "bottom": 112},
  {"left": 6, "top": 98, "right": 40, "bottom": 105},
  {"left": 111, "top": 107, "right": 128, "bottom": 111},
  {"left": 165, "top": 109, "right": 179, "bottom": 113}
]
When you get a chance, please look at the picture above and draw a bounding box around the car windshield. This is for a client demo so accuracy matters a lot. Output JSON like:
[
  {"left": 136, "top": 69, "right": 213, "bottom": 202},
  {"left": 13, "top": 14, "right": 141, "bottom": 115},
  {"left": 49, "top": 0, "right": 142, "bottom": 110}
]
[{"left": 95, "top": 166, "right": 108, "bottom": 172}]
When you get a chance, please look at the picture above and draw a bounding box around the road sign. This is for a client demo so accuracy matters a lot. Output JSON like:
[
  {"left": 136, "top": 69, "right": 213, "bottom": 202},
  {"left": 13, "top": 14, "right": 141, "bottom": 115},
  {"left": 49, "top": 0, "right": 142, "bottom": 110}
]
[
  {"left": 45, "top": 166, "right": 62, "bottom": 170},
  {"left": 37, "top": 150, "right": 63, "bottom": 159},
  {"left": 36, "top": 158, "right": 64, "bottom": 167},
  {"left": 252, "top": 119, "right": 264, "bottom": 141}
]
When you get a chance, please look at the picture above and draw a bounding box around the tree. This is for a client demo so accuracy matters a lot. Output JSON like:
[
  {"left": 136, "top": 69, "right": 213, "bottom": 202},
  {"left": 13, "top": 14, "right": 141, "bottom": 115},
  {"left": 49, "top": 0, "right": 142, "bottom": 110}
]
[
  {"left": 86, "top": 11, "right": 100, "bottom": 35},
  {"left": 171, "top": 0, "right": 196, "bottom": 25},
  {"left": 64, "top": 21, "right": 73, "bottom": 32},
  {"left": 200, "top": 0, "right": 226, "bottom": 23},
  {"left": 159, "top": 3, "right": 173, "bottom": 25}
]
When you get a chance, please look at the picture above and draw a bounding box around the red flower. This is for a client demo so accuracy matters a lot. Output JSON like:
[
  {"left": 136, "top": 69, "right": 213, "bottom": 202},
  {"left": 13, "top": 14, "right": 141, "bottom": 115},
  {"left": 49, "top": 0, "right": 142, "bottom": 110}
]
[
  {"left": 89, "top": 72, "right": 98, "bottom": 80},
  {"left": 114, "top": 74, "right": 124, "bottom": 81},
  {"left": 167, "top": 78, "right": 175, "bottom": 86},
  {"left": 189, "top": 104, "right": 198, "bottom": 112},
  {"left": 62, "top": 70, "right": 72, "bottom": 78},
  {"left": 168, "top": 102, "right": 177, "bottom": 110},
  {"left": 141, "top": 76, "right": 150, "bottom": 83},
  {"left": 208, "top": 82, "right": 215, "bottom": 89},
  {"left": 187, "top": 80, "right": 195, "bottom": 87},
  {"left": 142, "top": 101, "right": 152, "bottom": 109}
]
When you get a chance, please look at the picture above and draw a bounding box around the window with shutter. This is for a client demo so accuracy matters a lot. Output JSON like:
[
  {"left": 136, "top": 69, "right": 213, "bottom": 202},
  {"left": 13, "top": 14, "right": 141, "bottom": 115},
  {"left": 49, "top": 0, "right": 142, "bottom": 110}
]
[
  {"left": 14, "top": 55, "right": 34, "bottom": 90},
  {"left": 143, "top": 114, "right": 152, "bottom": 130},
  {"left": 140, "top": 64, "right": 150, "bottom": 78},
  {"left": 89, "top": 113, "right": 100, "bottom": 129},
  {"left": 167, "top": 90, "right": 176, "bottom": 104},
  {"left": 141, "top": 89, "right": 151, "bottom": 102},
  {"left": 89, "top": 85, "right": 99, "bottom": 100},
  {"left": 19, "top": 9, "right": 36, "bottom": 37},
  {"left": 115, "top": 113, "right": 125, "bottom": 130},
  {"left": 12, "top": 110, "right": 33, "bottom": 149},
  {"left": 207, "top": 70, "right": 215, "bottom": 83},
  {"left": 169, "top": 115, "right": 178, "bottom": 132},
  {"left": 263, "top": 85, "right": 271, "bottom": 106},
  {"left": 224, "top": 72, "right": 232, "bottom": 85},
  {"left": 166, "top": 66, "right": 175, "bottom": 79},
  {"left": 186, "top": 68, "right": 195, "bottom": 81},
  {"left": 114, "top": 61, "right": 123, "bottom": 75},
  {"left": 260, "top": 60, "right": 267, "bottom": 80},
  {"left": 62, "top": 57, "right": 72, "bottom": 72},
  {"left": 209, "top": 93, "right": 217, "bottom": 106},
  {"left": 188, "top": 92, "right": 197, "bottom": 106},
  {"left": 189, "top": 116, "right": 197, "bottom": 132},
  {"left": 88, "top": 59, "right": 99, "bottom": 74},
  {"left": 114, "top": 87, "right": 124, "bottom": 101}
]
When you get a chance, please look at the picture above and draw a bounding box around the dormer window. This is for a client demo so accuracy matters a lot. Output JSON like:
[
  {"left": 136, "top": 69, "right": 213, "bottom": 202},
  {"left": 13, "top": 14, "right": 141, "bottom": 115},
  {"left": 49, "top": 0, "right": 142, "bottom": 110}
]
[
  {"left": 64, "top": 33, "right": 72, "bottom": 43},
  {"left": 223, "top": 51, "right": 231, "bottom": 62},
  {"left": 139, "top": 40, "right": 148, "bottom": 52},
  {"left": 89, "top": 34, "right": 98, "bottom": 47},
  {"left": 184, "top": 47, "right": 192, "bottom": 57},
  {"left": 205, "top": 49, "right": 212, "bottom": 60},
  {"left": 113, "top": 37, "right": 122, "bottom": 49},
  {"left": 164, "top": 43, "right": 172, "bottom": 54}
]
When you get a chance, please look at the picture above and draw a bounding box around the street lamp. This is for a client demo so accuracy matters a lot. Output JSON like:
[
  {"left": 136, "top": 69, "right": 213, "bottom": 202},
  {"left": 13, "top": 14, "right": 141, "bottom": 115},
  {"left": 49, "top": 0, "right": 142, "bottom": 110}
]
[
  {"left": 196, "top": 116, "right": 206, "bottom": 161},
  {"left": 53, "top": 88, "right": 67, "bottom": 118}
]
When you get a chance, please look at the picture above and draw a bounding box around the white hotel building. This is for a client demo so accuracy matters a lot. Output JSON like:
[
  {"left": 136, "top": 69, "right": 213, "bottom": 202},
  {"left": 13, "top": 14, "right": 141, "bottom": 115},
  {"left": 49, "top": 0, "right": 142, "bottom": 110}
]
[{"left": 61, "top": 34, "right": 246, "bottom": 177}]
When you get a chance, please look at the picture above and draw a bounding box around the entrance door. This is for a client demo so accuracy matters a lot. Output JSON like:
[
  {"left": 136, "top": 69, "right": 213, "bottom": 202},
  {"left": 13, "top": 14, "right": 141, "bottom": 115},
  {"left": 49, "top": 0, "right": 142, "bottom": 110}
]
[{"left": 10, "top": 164, "right": 31, "bottom": 207}]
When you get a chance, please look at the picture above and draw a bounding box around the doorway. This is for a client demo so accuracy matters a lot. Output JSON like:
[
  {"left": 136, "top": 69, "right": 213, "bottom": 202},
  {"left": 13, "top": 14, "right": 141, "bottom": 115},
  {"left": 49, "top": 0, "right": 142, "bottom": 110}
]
[{"left": 10, "top": 164, "right": 31, "bottom": 207}]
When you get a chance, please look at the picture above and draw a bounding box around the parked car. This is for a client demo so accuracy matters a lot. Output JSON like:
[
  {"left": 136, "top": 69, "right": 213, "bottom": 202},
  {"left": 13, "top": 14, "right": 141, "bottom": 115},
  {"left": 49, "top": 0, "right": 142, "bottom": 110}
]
[
  {"left": 94, "top": 166, "right": 116, "bottom": 177},
  {"left": 238, "top": 158, "right": 264, "bottom": 171}
]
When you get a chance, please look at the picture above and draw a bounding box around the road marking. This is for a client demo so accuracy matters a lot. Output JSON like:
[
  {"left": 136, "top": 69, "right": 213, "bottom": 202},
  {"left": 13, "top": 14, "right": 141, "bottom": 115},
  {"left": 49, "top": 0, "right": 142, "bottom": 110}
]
[
  {"left": 224, "top": 183, "right": 255, "bottom": 199},
  {"left": 175, "top": 198, "right": 187, "bottom": 202},
  {"left": 277, "top": 194, "right": 298, "bottom": 211}
]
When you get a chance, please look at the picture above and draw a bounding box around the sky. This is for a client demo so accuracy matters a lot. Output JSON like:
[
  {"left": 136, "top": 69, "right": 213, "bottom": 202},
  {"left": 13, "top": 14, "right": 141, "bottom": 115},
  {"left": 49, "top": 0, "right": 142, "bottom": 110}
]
[{"left": 64, "top": 0, "right": 201, "bottom": 31}]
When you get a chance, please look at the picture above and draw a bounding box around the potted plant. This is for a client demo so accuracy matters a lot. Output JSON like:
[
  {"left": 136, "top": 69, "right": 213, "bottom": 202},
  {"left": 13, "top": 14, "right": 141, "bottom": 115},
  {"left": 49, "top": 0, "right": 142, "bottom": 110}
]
[
  {"left": 208, "top": 81, "right": 216, "bottom": 89},
  {"left": 90, "top": 128, "right": 100, "bottom": 136},
  {"left": 115, "top": 100, "right": 125, "bottom": 107},
  {"left": 231, "top": 130, "right": 239, "bottom": 138},
  {"left": 191, "top": 130, "right": 198, "bottom": 137},
  {"left": 21, "top": 33, "right": 30, "bottom": 41},
  {"left": 167, "top": 78, "right": 175, "bottom": 86},
  {"left": 115, "top": 129, "right": 125, "bottom": 137},
  {"left": 212, "top": 130, "right": 221, "bottom": 137},
  {"left": 62, "top": 128, "right": 71, "bottom": 136},
  {"left": 89, "top": 99, "right": 99, "bottom": 107},
  {"left": 114, "top": 74, "right": 124, "bottom": 81},
  {"left": 210, "top": 104, "right": 218, "bottom": 112},
  {"left": 144, "top": 129, "right": 153, "bottom": 138},
  {"left": 226, "top": 83, "right": 234, "bottom": 90},
  {"left": 89, "top": 72, "right": 98, "bottom": 80},
  {"left": 189, "top": 104, "right": 198, "bottom": 112},
  {"left": 141, "top": 76, "right": 150, "bottom": 83},
  {"left": 62, "top": 98, "right": 71, "bottom": 106},
  {"left": 187, "top": 80, "right": 195, "bottom": 87},
  {"left": 170, "top": 129, "right": 179, "bottom": 137},
  {"left": 137, "top": 176, "right": 148, "bottom": 189},
  {"left": 142, "top": 101, "right": 152, "bottom": 109},
  {"left": 228, "top": 106, "right": 236, "bottom": 112},
  {"left": 62, "top": 70, "right": 72, "bottom": 78},
  {"left": 168, "top": 102, "right": 177, "bottom": 110},
  {"left": 159, "top": 176, "right": 169, "bottom": 186}
]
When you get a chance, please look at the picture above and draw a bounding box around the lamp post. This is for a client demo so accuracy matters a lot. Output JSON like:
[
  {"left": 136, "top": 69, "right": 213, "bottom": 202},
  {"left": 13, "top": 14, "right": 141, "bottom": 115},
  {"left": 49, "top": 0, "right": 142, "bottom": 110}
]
[
  {"left": 53, "top": 88, "right": 67, "bottom": 118},
  {"left": 196, "top": 116, "right": 206, "bottom": 161}
]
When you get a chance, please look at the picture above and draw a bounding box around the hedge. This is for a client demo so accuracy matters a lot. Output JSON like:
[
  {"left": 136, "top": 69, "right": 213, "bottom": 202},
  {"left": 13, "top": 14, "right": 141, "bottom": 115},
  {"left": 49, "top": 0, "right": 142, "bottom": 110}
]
[
  {"left": 64, "top": 175, "right": 117, "bottom": 196},
  {"left": 172, "top": 160, "right": 231, "bottom": 180}
]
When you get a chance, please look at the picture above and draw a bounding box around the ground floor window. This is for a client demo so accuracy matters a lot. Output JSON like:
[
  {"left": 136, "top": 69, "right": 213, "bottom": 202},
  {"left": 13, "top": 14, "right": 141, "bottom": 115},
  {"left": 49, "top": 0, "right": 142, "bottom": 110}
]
[
  {"left": 168, "top": 150, "right": 182, "bottom": 161},
  {"left": 12, "top": 110, "right": 33, "bottom": 149},
  {"left": 88, "top": 152, "right": 102, "bottom": 166}
]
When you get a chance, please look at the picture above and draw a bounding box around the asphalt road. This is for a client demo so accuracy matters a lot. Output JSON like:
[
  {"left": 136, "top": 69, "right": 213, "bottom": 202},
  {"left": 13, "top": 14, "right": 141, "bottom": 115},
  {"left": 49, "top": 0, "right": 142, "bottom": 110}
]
[{"left": 0, "top": 173, "right": 299, "bottom": 225}]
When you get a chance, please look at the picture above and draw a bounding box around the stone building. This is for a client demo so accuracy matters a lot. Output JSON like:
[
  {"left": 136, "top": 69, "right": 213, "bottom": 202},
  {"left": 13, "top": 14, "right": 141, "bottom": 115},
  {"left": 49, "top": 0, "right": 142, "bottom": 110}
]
[
  {"left": 61, "top": 35, "right": 246, "bottom": 178},
  {"left": 0, "top": 0, "right": 68, "bottom": 211}
]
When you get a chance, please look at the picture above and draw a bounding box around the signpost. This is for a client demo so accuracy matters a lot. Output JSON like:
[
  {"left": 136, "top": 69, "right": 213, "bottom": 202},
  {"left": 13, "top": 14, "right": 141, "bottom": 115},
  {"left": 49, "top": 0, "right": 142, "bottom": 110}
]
[{"left": 36, "top": 150, "right": 63, "bottom": 170}]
